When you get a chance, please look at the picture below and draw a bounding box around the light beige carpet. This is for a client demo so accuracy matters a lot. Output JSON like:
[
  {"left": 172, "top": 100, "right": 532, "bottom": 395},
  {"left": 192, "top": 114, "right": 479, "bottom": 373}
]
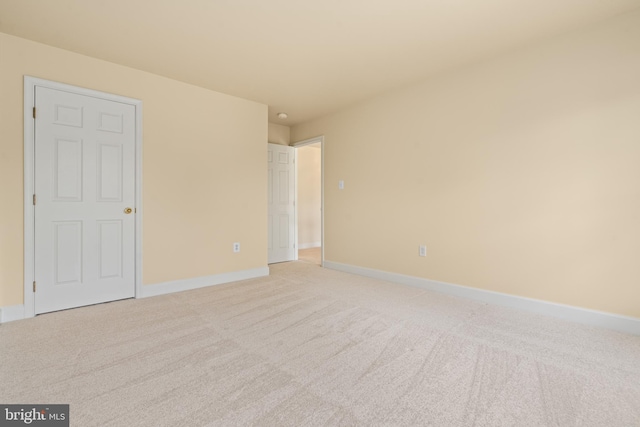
[{"left": 1, "top": 260, "right": 639, "bottom": 426}]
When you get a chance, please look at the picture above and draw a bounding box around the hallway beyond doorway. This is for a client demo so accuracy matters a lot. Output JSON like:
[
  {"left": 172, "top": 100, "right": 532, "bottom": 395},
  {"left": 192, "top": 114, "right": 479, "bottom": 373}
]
[{"left": 297, "top": 247, "right": 321, "bottom": 265}]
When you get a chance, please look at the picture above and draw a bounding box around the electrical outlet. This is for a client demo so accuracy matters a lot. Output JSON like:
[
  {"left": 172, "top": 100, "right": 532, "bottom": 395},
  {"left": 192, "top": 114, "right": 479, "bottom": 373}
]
[
  {"left": 233, "top": 242, "right": 240, "bottom": 253},
  {"left": 338, "top": 180, "right": 344, "bottom": 190},
  {"left": 419, "top": 245, "right": 427, "bottom": 257}
]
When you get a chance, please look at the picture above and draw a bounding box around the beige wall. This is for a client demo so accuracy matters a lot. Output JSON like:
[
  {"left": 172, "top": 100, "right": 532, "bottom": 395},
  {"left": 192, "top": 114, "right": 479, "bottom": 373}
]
[
  {"left": 268, "top": 123, "right": 290, "bottom": 145},
  {"left": 297, "top": 144, "right": 321, "bottom": 248},
  {"left": 0, "top": 33, "right": 267, "bottom": 307},
  {"left": 291, "top": 10, "right": 640, "bottom": 318}
]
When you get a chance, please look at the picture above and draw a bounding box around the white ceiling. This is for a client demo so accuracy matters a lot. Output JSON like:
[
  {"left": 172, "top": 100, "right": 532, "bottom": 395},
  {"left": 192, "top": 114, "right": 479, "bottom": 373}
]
[{"left": 1, "top": 0, "right": 639, "bottom": 125}]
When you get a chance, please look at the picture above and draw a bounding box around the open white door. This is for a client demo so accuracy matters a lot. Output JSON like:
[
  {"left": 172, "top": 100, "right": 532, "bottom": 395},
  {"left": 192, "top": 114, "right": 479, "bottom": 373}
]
[
  {"left": 268, "top": 143, "right": 296, "bottom": 263},
  {"left": 34, "top": 86, "right": 136, "bottom": 314}
]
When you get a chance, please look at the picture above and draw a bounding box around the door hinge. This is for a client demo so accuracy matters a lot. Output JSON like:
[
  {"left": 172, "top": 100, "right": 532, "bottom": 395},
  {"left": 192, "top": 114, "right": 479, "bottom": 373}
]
[
  {"left": 33, "top": 194, "right": 36, "bottom": 205},
  {"left": 33, "top": 107, "right": 36, "bottom": 119},
  {"left": 33, "top": 281, "right": 36, "bottom": 292}
]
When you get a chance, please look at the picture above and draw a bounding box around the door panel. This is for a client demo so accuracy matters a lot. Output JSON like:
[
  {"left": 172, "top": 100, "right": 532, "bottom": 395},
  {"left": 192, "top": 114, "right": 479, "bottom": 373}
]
[
  {"left": 53, "top": 221, "right": 83, "bottom": 285},
  {"left": 267, "top": 144, "right": 296, "bottom": 263},
  {"left": 34, "top": 86, "right": 136, "bottom": 314},
  {"left": 97, "top": 220, "right": 123, "bottom": 279},
  {"left": 97, "top": 142, "right": 123, "bottom": 201},
  {"left": 53, "top": 138, "right": 83, "bottom": 201},
  {"left": 279, "top": 214, "right": 290, "bottom": 248}
]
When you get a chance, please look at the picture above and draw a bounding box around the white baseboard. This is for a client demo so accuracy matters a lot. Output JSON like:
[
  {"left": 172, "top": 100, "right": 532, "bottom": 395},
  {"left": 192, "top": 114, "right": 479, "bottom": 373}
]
[
  {"left": 1, "top": 268, "right": 269, "bottom": 323},
  {"left": 141, "top": 266, "right": 270, "bottom": 298},
  {"left": 323, "top": 261, "right": 640, "bottom": 336},
  {"left": 298, "top": 242, "right": 321, "bottom": 250},
  {"left": 0, "top": 305, "right": 25, "bottom": 324}
]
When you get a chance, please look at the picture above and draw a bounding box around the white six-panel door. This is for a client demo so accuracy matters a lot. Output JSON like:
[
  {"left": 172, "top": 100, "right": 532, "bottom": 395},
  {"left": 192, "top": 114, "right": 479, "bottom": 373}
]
[
  {"left": 268, "top": 143, "right": 296, "bottom": 264},
  {"left": 34, "top": 87, "right": 136, "bottom": 314}
]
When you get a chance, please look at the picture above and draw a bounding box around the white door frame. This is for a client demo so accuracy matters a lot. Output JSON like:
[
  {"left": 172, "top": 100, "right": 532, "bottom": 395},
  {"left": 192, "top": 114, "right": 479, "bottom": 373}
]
[
  {"left": 23, "top": 76, "right": 143, "bottom": 318},
  {"left": 291, "top": 136, "right": 324, "bottom": 266}
]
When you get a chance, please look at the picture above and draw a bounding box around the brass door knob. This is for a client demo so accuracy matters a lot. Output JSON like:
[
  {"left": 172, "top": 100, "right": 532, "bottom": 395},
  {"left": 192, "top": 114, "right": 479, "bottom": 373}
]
[{"left": 124, "top": 207, "right": 133, "bottom": 214}]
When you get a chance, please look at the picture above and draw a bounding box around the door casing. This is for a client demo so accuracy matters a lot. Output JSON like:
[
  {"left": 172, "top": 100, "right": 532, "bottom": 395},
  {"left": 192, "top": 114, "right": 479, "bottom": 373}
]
[{"left": 23, "top": 76, "right": 143, "bottom": 318}]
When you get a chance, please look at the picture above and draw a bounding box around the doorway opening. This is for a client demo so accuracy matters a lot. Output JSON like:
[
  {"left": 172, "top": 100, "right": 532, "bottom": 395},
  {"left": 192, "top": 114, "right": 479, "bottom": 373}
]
[{"left": 293, "top": 136, "right": 324, "bottom": 266}]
